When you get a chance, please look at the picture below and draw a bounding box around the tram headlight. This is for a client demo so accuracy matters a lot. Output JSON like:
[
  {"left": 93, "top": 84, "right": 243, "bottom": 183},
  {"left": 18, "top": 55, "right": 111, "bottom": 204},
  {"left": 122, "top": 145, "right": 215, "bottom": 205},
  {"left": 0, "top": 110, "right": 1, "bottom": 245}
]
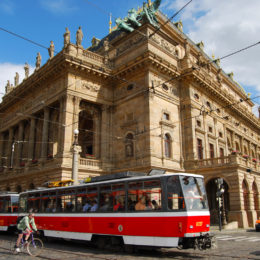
[{"left": 189, "top": 225, "right": 193, "bottom": 229}]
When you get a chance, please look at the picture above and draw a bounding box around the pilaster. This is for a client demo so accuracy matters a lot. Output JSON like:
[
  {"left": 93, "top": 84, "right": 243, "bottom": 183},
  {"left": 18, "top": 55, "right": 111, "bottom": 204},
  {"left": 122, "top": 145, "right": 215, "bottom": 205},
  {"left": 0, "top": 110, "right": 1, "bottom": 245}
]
[
  {"left": 41, "top": 107, "right": 50, "bottom": 160},
  {"left": 16, "top": 121, "right": 24, "bottom": 166},
  {"left": 7, "top": 128, "right": 14, "bottom": 167},
  {"left": 28, "top": 118, "right": 36, "bottom": 161}
]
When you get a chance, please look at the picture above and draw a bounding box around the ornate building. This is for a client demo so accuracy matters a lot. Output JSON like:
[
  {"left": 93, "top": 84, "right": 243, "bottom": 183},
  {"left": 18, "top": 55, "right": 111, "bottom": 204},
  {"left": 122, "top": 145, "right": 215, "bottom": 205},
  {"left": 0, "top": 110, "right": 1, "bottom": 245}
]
[{"left": 0, "top": 1, "right": 259, "bottom": 228}]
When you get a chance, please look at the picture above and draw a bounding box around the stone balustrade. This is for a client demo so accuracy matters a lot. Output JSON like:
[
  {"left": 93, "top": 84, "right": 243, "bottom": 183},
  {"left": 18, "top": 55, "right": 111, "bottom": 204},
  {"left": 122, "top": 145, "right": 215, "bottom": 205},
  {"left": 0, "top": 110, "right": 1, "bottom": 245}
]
[{"left": 185, "top": 154, "right": 260, "bottom": 171}]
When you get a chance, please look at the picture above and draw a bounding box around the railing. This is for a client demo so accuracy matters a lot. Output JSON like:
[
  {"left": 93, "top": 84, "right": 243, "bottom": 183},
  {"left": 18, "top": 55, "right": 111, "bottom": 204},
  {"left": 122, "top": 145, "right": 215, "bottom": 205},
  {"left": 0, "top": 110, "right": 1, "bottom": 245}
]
[
  {"left": 185, "top": 154, "right": 260, "bottom": 172},
  {"left": 79, "top": 158, "right": 101, "bottom": 169}
]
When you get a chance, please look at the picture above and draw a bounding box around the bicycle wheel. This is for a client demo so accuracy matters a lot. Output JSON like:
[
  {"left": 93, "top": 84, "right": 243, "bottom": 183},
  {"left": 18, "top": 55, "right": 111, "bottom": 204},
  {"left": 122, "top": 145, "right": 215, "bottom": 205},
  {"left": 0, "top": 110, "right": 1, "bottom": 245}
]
[{"left": 27, "top": 238, "right": 44, "bottom": 256}]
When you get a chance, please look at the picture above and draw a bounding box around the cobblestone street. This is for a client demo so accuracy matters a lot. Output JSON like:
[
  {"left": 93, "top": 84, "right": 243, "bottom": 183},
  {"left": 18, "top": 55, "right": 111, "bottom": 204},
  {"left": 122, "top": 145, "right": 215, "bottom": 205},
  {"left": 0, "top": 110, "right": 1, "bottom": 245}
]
[{"left": 0, "top": 230, "right": 259, "bottom": 260}]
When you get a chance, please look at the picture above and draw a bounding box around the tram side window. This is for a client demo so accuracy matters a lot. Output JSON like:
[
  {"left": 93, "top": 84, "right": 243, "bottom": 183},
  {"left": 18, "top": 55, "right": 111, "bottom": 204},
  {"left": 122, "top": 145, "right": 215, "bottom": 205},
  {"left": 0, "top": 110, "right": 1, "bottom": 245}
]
[
  {"left": 19, "top": 196, "right": 27, "bottom": 213},
  {"left": 128, "top": 179, "right": 162, "bottom": 211},
  {"left": 112, "top": 183, "right": 125, "bottom": 212},
  {"left": 57, "top": 188, "right": 76, "bottom": 212},
  {"left": 11, "top": 197, "right": 19, "bottom": 212},
  {"left": 87, "top": 186, "right": 98, "bottom": 212},
  {"left": 76, "top": 188, "right": 87, "bottom": 212},
  {"left": 28, "top": 193, "right": 41, "bottom": 213},
  {"left": 0, "top": 197, "right": 4, "bottom": 212},
  {"left": 99, "top": 185, "right": 113, "bottom": 212},
  {"left": 4, "top": 197, "right": 11, "bottom": 212},
  {"left": 167, "top": 176, "right": 185, "bottom": 211}
]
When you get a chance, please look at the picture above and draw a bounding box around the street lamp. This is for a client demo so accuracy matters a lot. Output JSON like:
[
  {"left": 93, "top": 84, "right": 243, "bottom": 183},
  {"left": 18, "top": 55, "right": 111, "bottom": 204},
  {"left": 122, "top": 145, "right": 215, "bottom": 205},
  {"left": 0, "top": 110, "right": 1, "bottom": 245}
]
[
  {"left": 72, "top": 129, "right": 80, "bottom": 185},
  {"left": 215, "top": 178, "right": 225, "bottom": 231}
]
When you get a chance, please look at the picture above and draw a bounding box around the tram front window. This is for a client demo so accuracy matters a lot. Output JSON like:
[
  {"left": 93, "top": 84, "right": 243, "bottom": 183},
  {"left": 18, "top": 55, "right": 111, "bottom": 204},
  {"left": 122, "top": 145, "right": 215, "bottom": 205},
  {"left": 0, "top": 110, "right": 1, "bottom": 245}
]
[{"left": 181, "top": 176, "right": 208, "bottom": 210}]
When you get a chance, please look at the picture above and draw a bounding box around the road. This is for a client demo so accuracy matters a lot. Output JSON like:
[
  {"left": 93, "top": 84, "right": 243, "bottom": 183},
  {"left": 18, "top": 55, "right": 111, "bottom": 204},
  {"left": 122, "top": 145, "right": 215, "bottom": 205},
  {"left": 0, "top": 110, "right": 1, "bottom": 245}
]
[{"left": 0, "top": 230, "right": 259, "bottom": 259}]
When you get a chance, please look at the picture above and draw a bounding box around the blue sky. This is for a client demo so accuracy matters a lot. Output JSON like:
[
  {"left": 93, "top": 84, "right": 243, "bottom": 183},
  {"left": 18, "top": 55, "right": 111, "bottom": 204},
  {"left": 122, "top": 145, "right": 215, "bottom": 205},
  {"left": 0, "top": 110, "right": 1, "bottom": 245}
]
[{"left": 0, "top": 0, "right": 260, "bottom": 112}]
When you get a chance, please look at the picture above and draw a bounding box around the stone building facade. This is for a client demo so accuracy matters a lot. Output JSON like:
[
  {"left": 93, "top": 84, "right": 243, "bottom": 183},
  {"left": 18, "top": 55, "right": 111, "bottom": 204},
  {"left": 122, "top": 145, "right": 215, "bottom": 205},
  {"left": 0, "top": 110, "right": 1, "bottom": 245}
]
[{"left": 0, "top": 8, "right": 259, "bottom": 228}]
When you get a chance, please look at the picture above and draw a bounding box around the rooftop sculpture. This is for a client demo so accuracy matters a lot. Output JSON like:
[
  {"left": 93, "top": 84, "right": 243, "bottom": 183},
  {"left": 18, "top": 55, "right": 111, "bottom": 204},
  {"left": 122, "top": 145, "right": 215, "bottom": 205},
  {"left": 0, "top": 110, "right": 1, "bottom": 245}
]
[{"left": 116, "top": 0, "right": 161, "bottom": 33}]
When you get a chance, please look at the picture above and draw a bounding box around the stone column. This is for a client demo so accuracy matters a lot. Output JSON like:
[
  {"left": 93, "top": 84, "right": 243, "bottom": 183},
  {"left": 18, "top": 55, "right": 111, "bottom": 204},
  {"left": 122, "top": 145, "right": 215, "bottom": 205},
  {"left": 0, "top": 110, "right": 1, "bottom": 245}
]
[
  {"left": 241, "top": 137, "right": 244, "bottom": 154},
  {"left": 16, "top": 121, "right": 24, "bottom": 166},
  {"left": 28, "top": 118, "right": 36, "bottom": 161},
  {"left": 41, "top": 107, "right": 50, "bottom": 160},
  {"left": 247, "top": 191, "right": 257, "bottom": 227},
  {"left": 101, "top": 105, "right": 110, "bottom": 163},
  {"left": 203, "top": 114, "right": 208, "bottom": 158},
  {"left": 0, "top": 132, "right": 4, "bottom": 167},
  {"left": 93, "top": 111, "right": 101, "bottom": 159},
  {"left": 7, "top": 128, "right": 14, "bottom": 168},
  {"left": 58, "top": 97, "right": 65, "bottom": 155}
]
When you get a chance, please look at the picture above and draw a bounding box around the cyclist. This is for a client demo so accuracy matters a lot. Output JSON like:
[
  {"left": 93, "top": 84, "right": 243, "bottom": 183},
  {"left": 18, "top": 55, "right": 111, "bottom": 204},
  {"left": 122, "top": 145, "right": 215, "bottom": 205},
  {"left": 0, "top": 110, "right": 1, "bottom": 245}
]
[{"left": 15, "top": 212, "right": 38, "bottom": 252}]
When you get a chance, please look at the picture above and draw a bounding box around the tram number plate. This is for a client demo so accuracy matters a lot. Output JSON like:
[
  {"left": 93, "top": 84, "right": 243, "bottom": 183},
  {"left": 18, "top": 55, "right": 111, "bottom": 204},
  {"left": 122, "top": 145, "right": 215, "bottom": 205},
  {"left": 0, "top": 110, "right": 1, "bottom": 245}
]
[{"left": 196, "top": 222, "right": 203, "bottom": 227}]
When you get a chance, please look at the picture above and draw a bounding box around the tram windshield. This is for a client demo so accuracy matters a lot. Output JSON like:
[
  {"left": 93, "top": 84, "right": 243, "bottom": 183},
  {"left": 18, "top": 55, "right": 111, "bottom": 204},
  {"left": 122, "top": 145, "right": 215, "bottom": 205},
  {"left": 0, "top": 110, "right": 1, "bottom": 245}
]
[{"left": 180, "top": 176, "right": 208, "bottom": 211}]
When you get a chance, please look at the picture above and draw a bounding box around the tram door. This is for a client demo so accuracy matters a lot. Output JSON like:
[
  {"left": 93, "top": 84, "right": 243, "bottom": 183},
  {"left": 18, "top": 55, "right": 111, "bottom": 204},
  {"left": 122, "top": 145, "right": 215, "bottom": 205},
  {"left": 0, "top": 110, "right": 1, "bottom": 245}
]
[{"left": 206, "top": 178, "right": 229, "bottom": 225}]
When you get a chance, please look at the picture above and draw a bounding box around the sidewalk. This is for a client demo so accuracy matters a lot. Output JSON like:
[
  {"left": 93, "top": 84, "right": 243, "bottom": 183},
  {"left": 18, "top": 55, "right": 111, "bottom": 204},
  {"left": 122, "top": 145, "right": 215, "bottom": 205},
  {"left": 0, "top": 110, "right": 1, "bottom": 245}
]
[{"left": 210, "top": 225, "right": 255, "bottom": 233}]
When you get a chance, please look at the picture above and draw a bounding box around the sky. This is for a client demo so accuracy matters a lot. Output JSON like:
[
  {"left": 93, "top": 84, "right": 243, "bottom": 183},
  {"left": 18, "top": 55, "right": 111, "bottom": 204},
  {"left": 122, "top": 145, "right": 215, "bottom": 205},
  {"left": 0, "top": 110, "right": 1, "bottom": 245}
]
[{"left": 0, "top": 0, "right": 260, "bottom": 113}]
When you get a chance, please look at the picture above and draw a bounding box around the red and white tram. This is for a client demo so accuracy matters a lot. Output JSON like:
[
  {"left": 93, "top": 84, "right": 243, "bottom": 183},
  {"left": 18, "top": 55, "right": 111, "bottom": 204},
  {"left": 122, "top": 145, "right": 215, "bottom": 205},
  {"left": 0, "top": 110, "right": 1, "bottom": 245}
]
[
  {"left": 18, "top": 171, "right": 214, "bottom": 250},
  {"left": 0, "top": 192, "right": 19, "bottom": 232}
]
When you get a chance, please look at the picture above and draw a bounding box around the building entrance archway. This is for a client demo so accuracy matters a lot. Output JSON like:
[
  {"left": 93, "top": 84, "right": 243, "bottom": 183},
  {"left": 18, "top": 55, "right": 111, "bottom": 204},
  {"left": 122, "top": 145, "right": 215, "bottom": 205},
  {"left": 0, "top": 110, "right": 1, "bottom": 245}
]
[{"left": 206, "top": 178, "right": 230, "bottom": 225}]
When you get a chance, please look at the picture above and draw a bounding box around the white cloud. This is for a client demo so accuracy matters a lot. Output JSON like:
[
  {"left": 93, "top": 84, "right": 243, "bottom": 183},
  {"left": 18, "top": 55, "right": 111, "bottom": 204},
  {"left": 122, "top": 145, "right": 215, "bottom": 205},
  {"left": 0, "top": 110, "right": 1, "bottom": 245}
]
[
  {"left": 162, "top": 0, "right": 260, "bottom": 96},
  {"left": 0, "top": 63, "right": 34, "bottom": 100},
  {"left": 40, "top": 0, "right": 77, "bottom": 14}
]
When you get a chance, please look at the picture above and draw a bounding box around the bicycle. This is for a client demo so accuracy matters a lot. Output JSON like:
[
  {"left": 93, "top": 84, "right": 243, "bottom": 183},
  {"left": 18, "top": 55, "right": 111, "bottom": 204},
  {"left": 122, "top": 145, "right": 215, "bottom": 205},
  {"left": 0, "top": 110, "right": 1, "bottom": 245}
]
[{"left": 10, "top": 231, "right": 44, "bottom": 256}]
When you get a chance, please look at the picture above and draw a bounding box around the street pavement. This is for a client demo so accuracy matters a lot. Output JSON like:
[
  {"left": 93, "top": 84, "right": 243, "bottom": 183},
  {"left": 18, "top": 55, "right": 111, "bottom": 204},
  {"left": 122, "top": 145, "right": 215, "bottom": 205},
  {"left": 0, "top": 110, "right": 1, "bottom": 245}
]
[{"left": 0, "top": 229, "right": 259, "bottom": 260}]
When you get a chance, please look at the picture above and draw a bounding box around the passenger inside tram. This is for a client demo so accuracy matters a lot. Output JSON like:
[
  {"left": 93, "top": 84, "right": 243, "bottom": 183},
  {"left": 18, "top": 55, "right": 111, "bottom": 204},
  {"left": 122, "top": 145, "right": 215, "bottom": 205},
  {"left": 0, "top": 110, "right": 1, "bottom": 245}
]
[{"left": 135, "top": 196, "right": 146, "bottom": 211}]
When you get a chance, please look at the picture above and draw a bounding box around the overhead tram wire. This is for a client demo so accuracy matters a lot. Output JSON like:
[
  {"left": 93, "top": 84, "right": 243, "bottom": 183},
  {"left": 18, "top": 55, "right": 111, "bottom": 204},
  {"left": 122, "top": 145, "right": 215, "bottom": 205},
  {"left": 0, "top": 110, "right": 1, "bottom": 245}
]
[
  {"left": 0, "top": 27, "right": 58, "bottom": 54},
  {"left": 149, "top": 0, "right": 193, "bottom": 39}
]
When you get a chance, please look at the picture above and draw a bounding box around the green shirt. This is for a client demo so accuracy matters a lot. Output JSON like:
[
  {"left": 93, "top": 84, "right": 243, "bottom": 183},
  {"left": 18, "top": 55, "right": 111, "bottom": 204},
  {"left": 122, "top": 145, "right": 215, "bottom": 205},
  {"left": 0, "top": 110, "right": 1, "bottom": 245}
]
[{"left": 17, "top": 216, "right": 37, "bottom": 231}]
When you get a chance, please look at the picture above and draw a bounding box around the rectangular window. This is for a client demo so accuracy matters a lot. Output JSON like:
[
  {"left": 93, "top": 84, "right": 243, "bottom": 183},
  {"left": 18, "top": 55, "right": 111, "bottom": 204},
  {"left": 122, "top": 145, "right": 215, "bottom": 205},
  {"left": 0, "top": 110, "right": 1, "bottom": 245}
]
[
  {"left": 127, "top": 179, "right": 161, "bottom": 211},
  {"left": 196, "top": 120, "right": 201, "bottom": 127},
  {"left": 57, "top": 189, "right": 76, "bottom": 213},
  {"left": 209, "top": 143, "right": 214, "bottom": 158},
  {"left": 208, "top": 126, "right": 213, "bottom": 133},
  {"left": 163, "top": 113, "right": 170, "bottom": 120},
  {"left": 197, "top": 138, "right": 203, "bottom": 159},
  {"left": 28, "top": 192, "right": 41, "bottom": 213}
]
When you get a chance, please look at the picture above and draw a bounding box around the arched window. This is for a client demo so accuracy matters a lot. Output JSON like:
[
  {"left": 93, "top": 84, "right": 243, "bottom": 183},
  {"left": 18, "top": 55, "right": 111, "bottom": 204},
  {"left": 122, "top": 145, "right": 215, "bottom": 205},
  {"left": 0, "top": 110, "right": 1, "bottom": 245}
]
[
  {"left": 235, "top": 142, "right": 240, "bottom": 151},
  {"left": 164, "top": 134, "right": 171, "bottom": 158},
  {"left": 125, "top": 133, "right": 134, "bottom": 157}
]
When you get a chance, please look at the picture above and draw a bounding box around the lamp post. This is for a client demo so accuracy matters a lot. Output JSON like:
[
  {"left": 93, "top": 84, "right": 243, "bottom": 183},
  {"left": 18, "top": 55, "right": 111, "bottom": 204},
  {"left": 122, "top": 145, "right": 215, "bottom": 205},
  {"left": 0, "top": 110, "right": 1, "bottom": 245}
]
[
  {"left": 72, "top": 129, "right": 80, "bottom": 185},
  {"left": 215, "top": 178, "right": 225, "bottom": 231}
]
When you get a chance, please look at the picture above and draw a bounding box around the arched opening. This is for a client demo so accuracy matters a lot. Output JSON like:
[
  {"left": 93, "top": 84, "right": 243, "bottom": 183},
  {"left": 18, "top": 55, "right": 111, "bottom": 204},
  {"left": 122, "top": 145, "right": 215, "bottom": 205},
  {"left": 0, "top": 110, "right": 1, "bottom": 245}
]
[
  {"left": 125, "top": 133, "right": 134, "bottom": 157},
  {"left": 242, "top": 180, "right": 249, "bottom": 210},
  {"left": 206, "top": 178, "right": 229, "bottom": 225},
  {"left": 164, "top": 134, "right": 171, "bottom": 158},
  {"left": 252, "top": 182, "right": 259, "bottom": 216},
  {"left": 78, "top": 110, "right": 94, "bottom": 158}
]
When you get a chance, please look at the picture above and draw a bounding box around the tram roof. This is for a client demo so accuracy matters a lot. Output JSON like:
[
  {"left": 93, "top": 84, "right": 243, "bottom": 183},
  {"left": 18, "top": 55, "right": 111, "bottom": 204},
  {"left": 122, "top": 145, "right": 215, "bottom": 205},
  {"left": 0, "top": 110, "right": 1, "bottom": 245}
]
[
  {"left": 19, "top": 172, "right": 204, "bottom": 195},
  {"left": 0, "top": 191, "right": 19, "bottom": 197}
]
